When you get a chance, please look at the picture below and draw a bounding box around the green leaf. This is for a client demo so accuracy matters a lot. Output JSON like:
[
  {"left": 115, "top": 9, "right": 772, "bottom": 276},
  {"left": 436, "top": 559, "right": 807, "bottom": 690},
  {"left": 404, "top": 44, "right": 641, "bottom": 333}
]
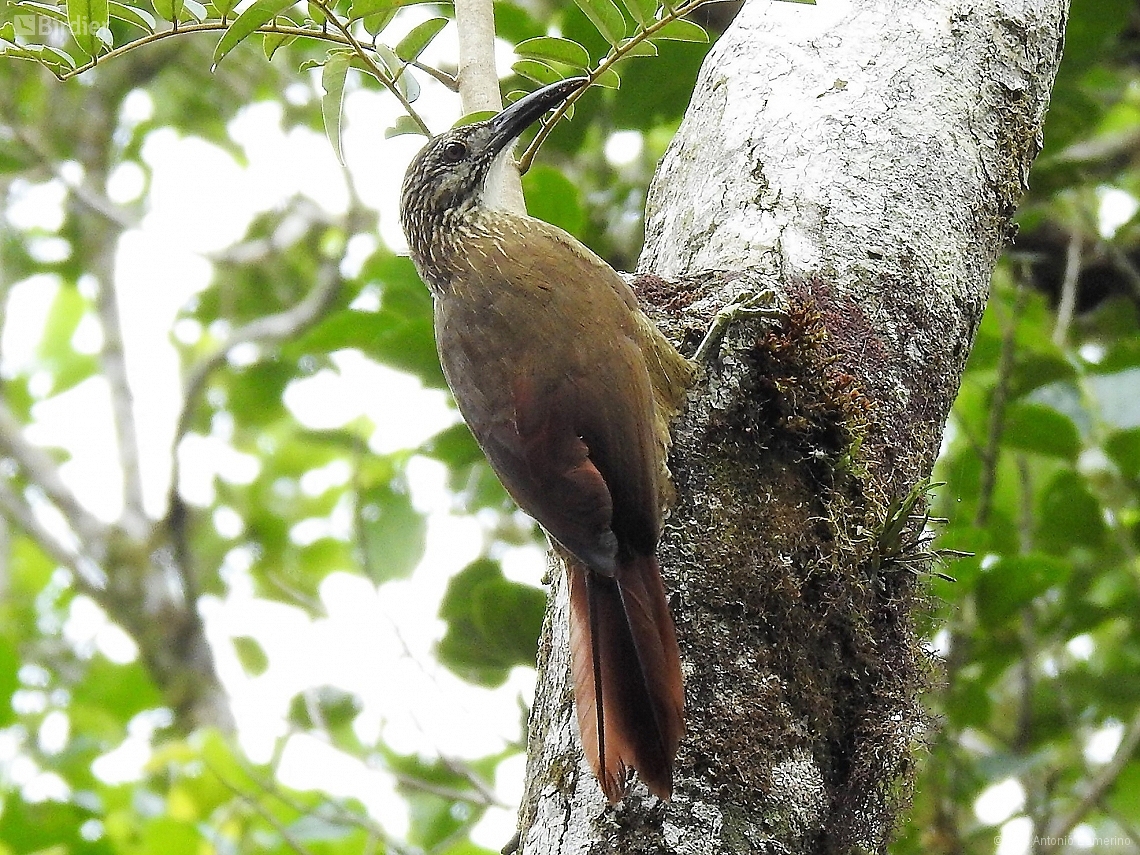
[
  {"left": 394, "top": 16, "right": 447, "bottom": 62},
  {"left": 212, "top": 0, "right": 238, "bottom": 16},
  {"left": 617, "top": 36, "right": 657, "bottom": 56},
  {"left": 348, "top": 0, "right": 392, "bottom": 20},
  {"left": 0, "top": 637, "right": 18, "bottom": 728},
  {"left": 262, "top": 28, "right": 295, "bottom": 58},
  {"left": 0, "top": 800, "right": 103, "bottom": 855},
  {"left": 0, "top": 43, "right": 76, "bottom": 74},
  {"left": 1001, "top": 401, "right": 1081, "bottom": 460},
  {"left": 348, "top": 0, "right": 435, "bottom": 22},
  {"left": 1035, "top": 471, "right": 1106, "bottom": 554},
  {"left": 13, "top": 1, "right": 67, "bottom": 22},
  {"left": 515, "top": 35, "right": 591, "bottom": 69},
  {"left": 70, "top": 655, "right": 164, "bottom": 733},
  {"left": 523, "top": 164, "right": 586, "bottom": 236},
  {"left": 385, "top": 114, "right": 428, "bottom": 138},
  {"left": 437, "top": 558, "right": 546, "bottom": 686},
  {"left": 651, "top": 18, "right": 708, "bottom": 42},
  {"left": 378, "top": 747, "right": 495, "bottom": 848},
  {"left": 419, "top": 423, "right": 482, "bottom": 469},
  {"left": 452, "top": 110, "right": 496, "bottom": 128},
  {"left": 151, "top": 0, "right": 183, "bottom": 23},
  {"left": 137, "top": 817, "right": 199, "bottom": 855},
  {"left": 226, "top": 360, "right": 291, "bottom": 427},
  {"left": 357, "top": 479, "right": 427, "bottom": 583},
  {"left": 1105, "top": 427, "right": 1140, "bottom": 480},
  {"left": 212, "top": 0, "right": 295, "bottom": 67},
  {"left": 321, "top": 50, "right": 351, "bottom": 165},
  {"left": 259, "top": 29, "right": 291, "bottom": 59},
  {"left": 287, "top": 685, "right": 363, "bottom": 730},
  {"left": 183, "top": 0, "right": 206, "bottom": 20},
  {"left": 574, "top": 0, "right": 625, "bottom": 45},
  {"left": 1106, "top": 760, "right": 1140, "bottom": 827},
  {"left": 1008, "top": 352, "right": 1077, "bottom": 398},
  {"left": 619, "top": 0, "right": 655, "bottom": 27},
  {"left": 67, "top": 0, "right": 109, "bottom": 56},
  {"left": 976, "top": 554, "right": 1069, "bottom": 628},
  {"left": 108, "top": 1, "right": 156, "bottom": 29},
  {"left": 369, "top": 43, "right": 419, "bottom": 100},
  {"left": 593, "top": 65, "right": 620, "bottom": 88},
  {"left": 37, "top": 284, "right": 98, "bottom": 397},
  {"left": 512, "top": 59, "right": 560, "bottom": 87},
  {"left": 1089, "top": 333, "right": 1140, "bottom": 375},
  {"left": 232, "top": 636, "right": 269, "bottom": 676}
]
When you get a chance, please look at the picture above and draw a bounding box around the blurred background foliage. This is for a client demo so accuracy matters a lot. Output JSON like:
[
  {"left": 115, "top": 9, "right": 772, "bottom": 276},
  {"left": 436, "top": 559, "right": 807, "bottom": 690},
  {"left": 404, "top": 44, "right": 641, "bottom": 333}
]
[{"left": 0, "top": 0, "right": 1137, "bottom": 853}]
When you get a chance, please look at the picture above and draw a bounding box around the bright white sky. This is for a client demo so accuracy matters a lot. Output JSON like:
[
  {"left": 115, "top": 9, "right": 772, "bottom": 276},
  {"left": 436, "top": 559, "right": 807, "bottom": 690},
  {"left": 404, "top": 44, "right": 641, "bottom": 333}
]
[{"left": 2, "top": 0, "right": 1132, "bottom": 849}]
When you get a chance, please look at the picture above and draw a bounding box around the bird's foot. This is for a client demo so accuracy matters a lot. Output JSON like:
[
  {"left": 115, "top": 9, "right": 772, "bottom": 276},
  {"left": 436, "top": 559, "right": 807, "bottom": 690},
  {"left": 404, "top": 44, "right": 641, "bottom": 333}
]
[{"left": 692, "top": 288, "right": 784, "bottom": 365}]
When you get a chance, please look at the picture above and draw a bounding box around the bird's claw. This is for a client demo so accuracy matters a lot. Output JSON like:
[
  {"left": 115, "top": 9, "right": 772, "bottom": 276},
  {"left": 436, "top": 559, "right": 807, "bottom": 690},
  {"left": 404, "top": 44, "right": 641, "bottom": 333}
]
[{"left": 693, "top": 288, "right": 784, "bottom": 365}]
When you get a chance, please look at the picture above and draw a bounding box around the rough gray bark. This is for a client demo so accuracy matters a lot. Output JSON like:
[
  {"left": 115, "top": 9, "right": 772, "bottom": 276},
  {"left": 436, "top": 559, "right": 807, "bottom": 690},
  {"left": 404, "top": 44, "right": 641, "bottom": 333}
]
[{"left": 516, "top": 1, "right": 1067, "bottom": 852}]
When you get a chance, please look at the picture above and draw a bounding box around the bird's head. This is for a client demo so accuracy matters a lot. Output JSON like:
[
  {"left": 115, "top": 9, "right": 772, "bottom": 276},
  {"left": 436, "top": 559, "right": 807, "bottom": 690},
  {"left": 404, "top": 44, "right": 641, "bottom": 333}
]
[{"left": 399, "top": 77, "right": 584, "bottom": 261}]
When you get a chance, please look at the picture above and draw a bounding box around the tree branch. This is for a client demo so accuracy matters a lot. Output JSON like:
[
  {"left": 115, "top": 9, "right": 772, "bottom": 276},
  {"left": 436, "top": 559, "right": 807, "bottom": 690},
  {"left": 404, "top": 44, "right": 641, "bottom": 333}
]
[
  {"left": 1042, "top": 707, "right": 1140, "bottom": 848},
  {"left": 976, "top": 284, "right": 1027, "bottom": 528},
  {"left": 307, "top": 0, "right": 431, "bottom": 135},
  {"left": 1052, "top": 229, "right": 1081, "bottom": 346},
  {"left": 0, "top": 400, "right": 109, "bottom": 548},
  {"left": 454, "top": 0, "right": 525, "bottom": 213},
  {"left": 0, "top": 479, "right": 107, "bottom": 592},
  {"left": 4, "top": 119, "right": 138, "bottom": 230},
  {"left": 207, "top": 765, "right": 320, "bottom": 855},
  {"left": 518, "top": 0, "right": 1067, "bottom": 849},
  {"left": 167, "top": 256, "right": 342, "bottom": 517},
  {"left": 94, "top": 271, "right": 150, "bottom": 538}
]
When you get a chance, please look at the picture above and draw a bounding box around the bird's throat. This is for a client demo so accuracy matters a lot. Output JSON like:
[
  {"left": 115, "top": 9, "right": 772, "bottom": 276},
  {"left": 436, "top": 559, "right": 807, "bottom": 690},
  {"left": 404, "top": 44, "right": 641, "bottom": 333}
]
[{"left": 481, "top": 148, "right": 524, "bottom": 215}]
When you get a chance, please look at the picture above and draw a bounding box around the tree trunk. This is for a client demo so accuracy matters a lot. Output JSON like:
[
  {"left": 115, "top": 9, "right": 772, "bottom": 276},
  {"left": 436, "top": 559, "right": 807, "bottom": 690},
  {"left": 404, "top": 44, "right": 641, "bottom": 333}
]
[{"left": 515, "top": 1, "right": 1067, "bottom": 852}]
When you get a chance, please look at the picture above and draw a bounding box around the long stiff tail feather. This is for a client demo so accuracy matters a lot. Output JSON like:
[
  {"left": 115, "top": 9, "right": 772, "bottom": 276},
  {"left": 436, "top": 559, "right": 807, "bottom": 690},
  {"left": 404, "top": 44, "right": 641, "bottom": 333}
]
[{"left": 566, "top": 553, "right": 684, "bottom": 802}]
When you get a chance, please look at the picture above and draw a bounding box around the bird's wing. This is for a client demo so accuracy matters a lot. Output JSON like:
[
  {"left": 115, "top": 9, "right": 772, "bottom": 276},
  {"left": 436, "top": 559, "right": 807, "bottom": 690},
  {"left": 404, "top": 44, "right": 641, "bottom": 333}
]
[
  {"left": 482, "top": 369, "right": 621, "bottom": 575},
  {"left": 434, "top": 220, "right": 667, "bottom": 574}
]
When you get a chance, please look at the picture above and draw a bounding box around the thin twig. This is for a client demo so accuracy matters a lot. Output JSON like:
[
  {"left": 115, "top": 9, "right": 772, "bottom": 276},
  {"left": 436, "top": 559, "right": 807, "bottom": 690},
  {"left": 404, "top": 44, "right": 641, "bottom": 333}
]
[
  {"left": 1013, "top": 456, "right": 1034, "bottom": 752},
  {"left": 0, "top": 481, "right": 84, "bottom": 577},
  {"left": 390, "top": 765, "right": 504, "bottom": 808},
  {"left": 1104, "top": 240, "right": 1140, "bottom": 301},
  {"left": 5, "top": 121, "right": 137, "bottom": 229},
  {"left": 207, "top": 764, "right": 319, "bottom": 855},
  {"left": 519, "top": 0, "right": 715, "bottom": 172},
  {"left": 410, "top": 59, "right": 458, "bottom": 91},
  {"left": 0, "top": 400, "right": 109, "bottom": 547},
  {"left": 233, "top": 753, "right": 417, "bottom": 855},
  {"left": 1095, "top": 797, "right": 1140, "bottom": 850},
  {"left": 307, "top": 0, "right": 431, "bottom": 135},
  {"left": 1052, "top": 229, "right": 1081, "bottom": 346},
  {"left": 166, "top": 257, "right": 342, "bottom": 516},
  {"left": 440, "top": 754, "right": 504, "bottom": 807},
  {"left": 5, "top": 105, "right": 149, "bottom": 538},
  {"left": 975, "top": 283, "right": 1027, "bottom": 527},
  {"left": 94, "top": 271, "right": 150, "bottom": 539},
  {"left": 25, "top": 20, "right": 428, "bottom": 133},
  {"left": 1041, "top": 707, "right": 1140, "bottom": 848}
]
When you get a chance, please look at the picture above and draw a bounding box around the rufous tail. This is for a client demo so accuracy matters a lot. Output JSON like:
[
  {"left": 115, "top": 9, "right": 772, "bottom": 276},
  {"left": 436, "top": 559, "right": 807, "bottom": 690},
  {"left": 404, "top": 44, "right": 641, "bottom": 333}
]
[{"left": 566, "top": 553, "right": 684, "bottom": 802}]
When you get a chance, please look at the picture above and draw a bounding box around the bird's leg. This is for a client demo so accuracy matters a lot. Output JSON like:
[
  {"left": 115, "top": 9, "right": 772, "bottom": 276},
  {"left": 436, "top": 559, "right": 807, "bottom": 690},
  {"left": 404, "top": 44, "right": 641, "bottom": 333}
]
[{"left": 692, "top": 288, "right": 784, "bottom": 365}]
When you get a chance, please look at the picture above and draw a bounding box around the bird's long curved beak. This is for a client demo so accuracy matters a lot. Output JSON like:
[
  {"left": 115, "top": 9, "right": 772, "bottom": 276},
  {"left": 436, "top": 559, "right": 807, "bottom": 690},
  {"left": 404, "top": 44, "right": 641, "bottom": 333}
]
[{"left": 487, "top": 77, "right": 587, "bottom": 153}]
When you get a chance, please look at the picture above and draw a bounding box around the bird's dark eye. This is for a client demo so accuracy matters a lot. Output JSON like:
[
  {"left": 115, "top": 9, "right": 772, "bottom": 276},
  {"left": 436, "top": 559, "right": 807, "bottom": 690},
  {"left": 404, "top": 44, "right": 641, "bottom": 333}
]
[{"left": 442, "top": 141, "right": 467, "bottom": 162}]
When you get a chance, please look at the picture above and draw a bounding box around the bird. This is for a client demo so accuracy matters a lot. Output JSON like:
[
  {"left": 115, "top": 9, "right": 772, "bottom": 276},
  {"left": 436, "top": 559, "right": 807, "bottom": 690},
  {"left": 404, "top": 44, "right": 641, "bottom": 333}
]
[{"left": 399, "top": 77, "right": 694, "bottom": 802}]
